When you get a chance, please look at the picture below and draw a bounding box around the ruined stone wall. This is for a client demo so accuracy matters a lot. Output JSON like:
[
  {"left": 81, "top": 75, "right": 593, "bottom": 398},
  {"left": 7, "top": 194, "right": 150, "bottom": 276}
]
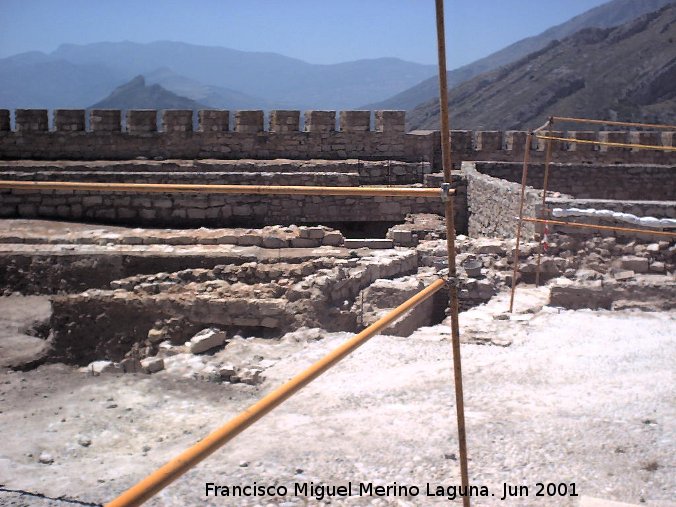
[
  {"left": 1, "top": 109, "right": 674, "bottom": 166},
  {"left": 465, "top": 160, "right": 675, "bottom": 241},
  {"left": 465, "top": 162, "right": 540, "bottom": 239},
  {"left": 0, "top": 159, "right": 457, "bottom": 228},
  {"left": 0, "top": 159, "right": 433, "bottom": 186},
  {"left": 473, "top": 162, "right": 676, "bottom": 200},
  {"left": 0, "top": 186, "right": 446, "bottom": 228}
]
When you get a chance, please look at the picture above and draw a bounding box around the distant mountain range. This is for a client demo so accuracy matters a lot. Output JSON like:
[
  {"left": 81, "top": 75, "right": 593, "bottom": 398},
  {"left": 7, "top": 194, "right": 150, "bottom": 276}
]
[
  {"left": 90, "top": 75, "right": 206, "bottom": 110},
  {"left": 364, "top": 0, "right": 676, "bottom": 111},
  {"left": 1, "top": 0, "right": 673, "bottom": 125},
  {"left": 0, "top": 42, "right": 436, "bottom": 111},
  {"left": 408, "top": 5, "right": 676, "bottom": 130}
]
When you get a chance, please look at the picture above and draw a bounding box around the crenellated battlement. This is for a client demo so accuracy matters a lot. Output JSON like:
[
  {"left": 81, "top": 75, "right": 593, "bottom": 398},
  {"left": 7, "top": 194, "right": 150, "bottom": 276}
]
[{"left": 0, "top": 108, "right": 673, "bottom": 165}]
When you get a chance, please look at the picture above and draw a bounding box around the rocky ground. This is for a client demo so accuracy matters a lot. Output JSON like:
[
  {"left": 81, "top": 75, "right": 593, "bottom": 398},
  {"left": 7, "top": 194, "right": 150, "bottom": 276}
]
[
  {"left": 0, "top": 218, "right": 674, "bottom": 506},
  {"left": 0, "top": 289, "right": 674, "bottom": 507}
]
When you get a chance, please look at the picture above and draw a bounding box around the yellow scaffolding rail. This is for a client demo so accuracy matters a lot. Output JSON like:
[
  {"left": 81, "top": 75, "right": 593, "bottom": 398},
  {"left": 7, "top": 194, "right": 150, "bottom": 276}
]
[{"left": 0, "top": 180, "right": 447, "bottom": 198}]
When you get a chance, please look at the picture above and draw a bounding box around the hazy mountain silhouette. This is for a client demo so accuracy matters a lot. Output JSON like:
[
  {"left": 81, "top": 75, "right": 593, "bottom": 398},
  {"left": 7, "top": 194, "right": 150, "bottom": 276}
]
[{"left": 408, "top": 6, "right": 676, "bottom": 130}]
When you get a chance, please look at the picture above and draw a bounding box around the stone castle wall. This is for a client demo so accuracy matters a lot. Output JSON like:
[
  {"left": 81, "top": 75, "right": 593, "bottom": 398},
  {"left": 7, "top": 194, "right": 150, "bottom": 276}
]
[
  {"left": 0, "top": 159, "right": 467, "bottom": 229},
  {"left": 464, "top": 161, "right": 675, "bottom": 241},
  {"left": 472, "top": 162, "right": 676, "bottom": 201},
  {"left": 0, "top": 109, "right": 674, "bottom": 165}
]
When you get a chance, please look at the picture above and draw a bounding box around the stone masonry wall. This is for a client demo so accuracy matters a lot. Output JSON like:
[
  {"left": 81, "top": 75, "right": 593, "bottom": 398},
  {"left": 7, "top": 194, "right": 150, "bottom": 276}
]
[
  {"left": 465, "top": 161, "right": 675, "bottom": 241},
  {"left": 0, "top": 109, "right": 674, "bottom": 165},
  {"left": 0, "top": 159, "right": 465, "bottom": 230},
  {"left": 465, "top": 162, "right": 540, "bottom": 239},
  {"left": 0, "top": 187, "right": 446, "bottom": 229},
  {"left": 473, "top": 162, "right": 676, "bottom": 201}
]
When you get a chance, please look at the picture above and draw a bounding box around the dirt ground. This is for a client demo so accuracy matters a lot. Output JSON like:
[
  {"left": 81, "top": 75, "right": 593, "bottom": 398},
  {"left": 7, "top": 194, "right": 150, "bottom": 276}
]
[{"left": 0, "top": 290, "right": 674, "bottom": 506}]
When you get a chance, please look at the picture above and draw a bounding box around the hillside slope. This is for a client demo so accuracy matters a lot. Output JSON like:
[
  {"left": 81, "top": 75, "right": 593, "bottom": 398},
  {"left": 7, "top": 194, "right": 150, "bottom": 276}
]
[
  {"left": 365, "top": 0, "right": 675, "bottom": 111},
  {"left": 408, "top": 6, "right": 676, "bottom": 130}
]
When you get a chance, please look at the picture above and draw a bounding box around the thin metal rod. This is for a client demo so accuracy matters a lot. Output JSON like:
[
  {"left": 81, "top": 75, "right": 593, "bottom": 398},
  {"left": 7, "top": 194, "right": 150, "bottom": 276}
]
[
  {"left": 535, "top": 120, "right": 554, "bottom": 286},
  {"left": 107, "top": 278, "right": 447, "bottom": 507},
  {"left": 550, "top": 116, "right": 676, "bottom": 130},
  {"left": 434, "top": 0, "right": 470, "bottom": 505},
  {"left": 509, "top": 132, "right": 532, "bottom": 313},
  {"left": 535, "top": 135, "right": 675, "bottom": 152},
  {"left": 0, "top": 180, "right": 446, "bottom": 198},
  {"left": 522, "top": 217, "right": 676, "bottom": 238}
]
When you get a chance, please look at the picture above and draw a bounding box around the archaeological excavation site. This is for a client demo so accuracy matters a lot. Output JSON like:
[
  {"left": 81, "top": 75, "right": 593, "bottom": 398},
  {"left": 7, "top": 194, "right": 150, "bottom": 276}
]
[{"left": 0, "top": 105, "right": 673, "bottom": 507}]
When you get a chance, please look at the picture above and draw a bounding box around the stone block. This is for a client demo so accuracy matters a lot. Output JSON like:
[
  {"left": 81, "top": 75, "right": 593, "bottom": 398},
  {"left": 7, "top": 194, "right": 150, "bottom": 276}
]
[
  {"left": 374, "top": 110, "right": 405, "bottom": 134},
  {"left": 90, "top": 110, "right": 121, "bottom": 132},
  {"left": 298, "top": 226, "right": 325, "bottom": 239},
  {"left": 339, "top": 110, "right": 370, "bottom": 132},
  {"left": 54, "top": 109, "right": 85, "bottom": 132},
  {"left": 650, "top": 261, "right": 666, "bottom": 273},
  {"left": 389, "top": 229, "right": 417, "bottom": 246},
  {"left": 660, "top": 131, "right": 675, "bottom": 150},
  {"left": 304, "top": 110, "right": 336, "bottom": 133},
  {"left": 504, "top": 131, "right": 529, "bottom": 154},
  {"left": 15, "top": 109, "right": 48, "bottom": 132},
  {"left": 162, "top": 110, "right": 193, "bottom": 133},
  {"left": 627, "top": 131, "right": 661, "bottom": 151},
  {"left": 598, "top": 131, "right": 628, "bottom": 153},
  {"left": 186, "top": 328, "right": 227, "bottom": 354},
  {"left": 269, "top": 110, "right": 300, "bottom": 133},
  {"left": 235, "top": 110, "right": 264, "bottom": 133},
  {"left": 0, "top": 109, "right": 11, "bottom": 131},
  {"left": 535, "top": 130, "right": 564, "bottom": 152},
  {"left": 450, "top": 130, "right": 473, "bottom": 153},
  {"left": 262, "top": 236, "right": 287, "bottom": 248},
  {"left": 198, "top": 110, "right": 229, "bottom": 132},
  {"left": 126, "top": 110, "right": 157, "bottom": 133},
  {"left": 219, "top": 364, "right": 237, "bottom": 380},
  {"left": 475, "top": 131, "right": 502, "bottom": 151},
  {"left": 140, "top": 357, "right": 165, "bottom": 373},
  {"left": 322, "top": 232, "right": 344, "bottom": 246},
  {"left": 618, "top": 255, "right": 649, "bottom": 273},
  {"left": 567, "top": 131, "right": 596, "bottom": 152}
]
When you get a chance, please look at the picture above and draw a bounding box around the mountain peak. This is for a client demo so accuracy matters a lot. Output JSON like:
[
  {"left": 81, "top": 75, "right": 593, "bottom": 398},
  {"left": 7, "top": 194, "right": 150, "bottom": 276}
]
[{"left": 90, "top": 75, "right": 206, "bottom": 110}]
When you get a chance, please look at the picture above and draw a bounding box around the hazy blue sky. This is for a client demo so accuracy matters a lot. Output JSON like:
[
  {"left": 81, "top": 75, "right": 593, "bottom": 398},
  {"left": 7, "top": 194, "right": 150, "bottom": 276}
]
[{"left": 1, "top": 0, "right": 611, "bottom": 66}]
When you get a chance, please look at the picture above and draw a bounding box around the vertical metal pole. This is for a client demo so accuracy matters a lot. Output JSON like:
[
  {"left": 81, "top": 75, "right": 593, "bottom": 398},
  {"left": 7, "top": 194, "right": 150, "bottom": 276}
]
[
  {"left": 535, "top": 119, "right": 554, "bottom": 286},
  {"left": 434, "top": 1, "right": 470, "bottom": 505},
  {"left": 509, "top": 132, "right": 532, "bottom": 313}
]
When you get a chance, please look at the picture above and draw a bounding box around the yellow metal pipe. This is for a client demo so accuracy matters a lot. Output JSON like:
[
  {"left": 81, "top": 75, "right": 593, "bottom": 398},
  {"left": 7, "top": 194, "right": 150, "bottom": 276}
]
[
  {"left": 0, "top": 180, "right": 448, "bottom": 198},
  {"left": 509, "top": 132, "right": 533, "bottom": 313},
  {"left": 550, "top": 116, "right": 676, "bottom": 130},
  {"left": 522, "top": 217, "right": 676, "bottom": 238},
  {"left": 535, "top": 135, "right": 675, "bottom": 152},
  {"left": 434, "top": 0, "right": 470, "bottom": 505},
  {"left": 106, "top": 278, "right": 447, "bottom": 507}
]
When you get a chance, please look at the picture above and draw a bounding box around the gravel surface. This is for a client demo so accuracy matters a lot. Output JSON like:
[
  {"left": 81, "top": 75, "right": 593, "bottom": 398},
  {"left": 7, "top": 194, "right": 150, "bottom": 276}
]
[{"left": 0, "top": 292, "right": 674, "bottom": 506}]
